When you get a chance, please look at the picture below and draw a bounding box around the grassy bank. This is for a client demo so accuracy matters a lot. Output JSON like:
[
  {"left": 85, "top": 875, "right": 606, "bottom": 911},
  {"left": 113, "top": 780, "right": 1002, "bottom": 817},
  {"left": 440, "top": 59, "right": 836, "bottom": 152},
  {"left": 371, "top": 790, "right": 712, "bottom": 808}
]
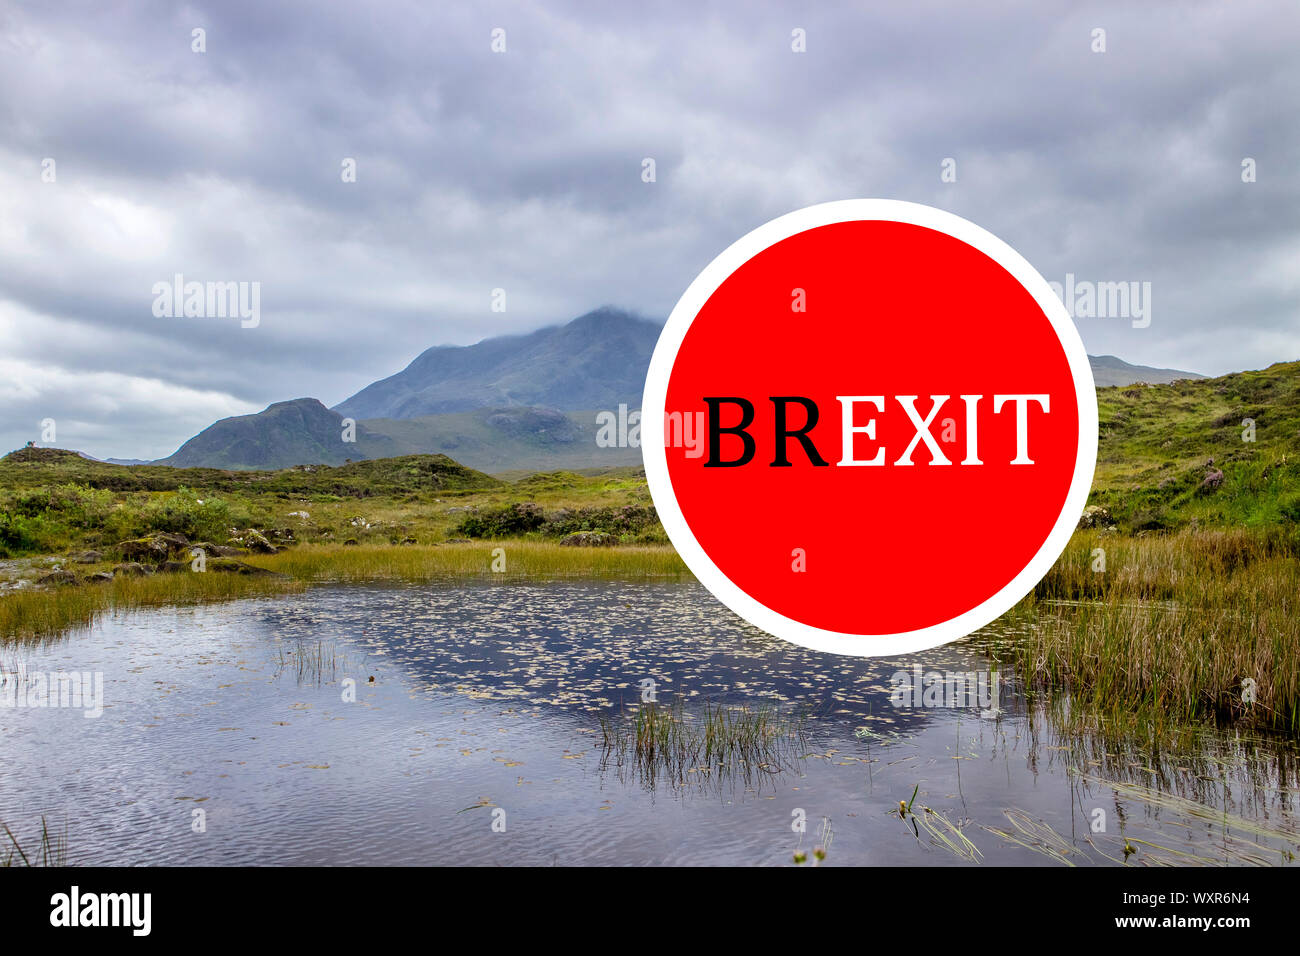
[
  {"left": 0, "top": 571, "right": 301, "bottom": 645},
  {"left": 250, "top": 540, "right": 686, "bottom": 582},
  {"left": 0, "top": 541, "right": 685, "bottom": 645},
  {"left": 1003, "top": 527, "right": 1300, "bottom": 730}
]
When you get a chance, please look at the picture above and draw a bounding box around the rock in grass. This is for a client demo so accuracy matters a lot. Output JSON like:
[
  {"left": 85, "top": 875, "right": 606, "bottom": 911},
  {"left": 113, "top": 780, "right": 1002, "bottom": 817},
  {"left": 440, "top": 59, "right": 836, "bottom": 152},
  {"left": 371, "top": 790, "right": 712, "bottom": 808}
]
[
  {"left": 207, "top": 558, "right": 288, "bottom": 578},
  {"left": 115, "top": 533, "right": 190, "bottom": 563},
  {"left": 237, "top": 530, "right": 278, "bottom": 554},
  {"left": 190, "top": 542, "right": 246, "bottom": 558},
  {"left": 70, "top": 550, "right": 104, "bottom": 564},
  {"left": 1077, "top": 506, "right": 1114, "bottom": 530},
  {"left": 558, "top": 531, "right": 618, "bottom": 547},
  {"left": 37, "top": 570, "right": 79, "bottom": 586},
  {"left": 116, "top": 536, "right": 170, "bottom": 562},
  {"left": 112, "top": 562, "right": 152, "bottom": 577},
  {"left": 87, "top": 572, "right": 114, "bottom": 583}
]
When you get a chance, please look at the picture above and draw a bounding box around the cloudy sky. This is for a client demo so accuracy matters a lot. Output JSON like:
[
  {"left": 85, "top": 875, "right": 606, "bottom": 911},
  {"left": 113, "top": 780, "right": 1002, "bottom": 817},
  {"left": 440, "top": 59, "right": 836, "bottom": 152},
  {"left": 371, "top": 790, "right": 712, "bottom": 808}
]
[{"left": 1, "top": 0, "right": 1297, "bottom": 460}]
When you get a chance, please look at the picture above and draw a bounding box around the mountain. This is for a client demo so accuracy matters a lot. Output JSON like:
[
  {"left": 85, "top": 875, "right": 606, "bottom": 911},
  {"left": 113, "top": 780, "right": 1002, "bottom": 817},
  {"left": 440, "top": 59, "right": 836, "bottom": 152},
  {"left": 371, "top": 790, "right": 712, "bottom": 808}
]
[
  {"left": 333, "top": 306, "right": 660, "bottom": 419},
  {"left": 1089, "top": 354, "right": 1203, "bottom": 388},
  {"left": 157, "top": 398, "right": 398, "bottom": 470},
  {"left": 146, "top": 308, "right": 1208, "bottom": 473},
  {"left": 361, "top": 406, "right": 641, "bottom": 474}
]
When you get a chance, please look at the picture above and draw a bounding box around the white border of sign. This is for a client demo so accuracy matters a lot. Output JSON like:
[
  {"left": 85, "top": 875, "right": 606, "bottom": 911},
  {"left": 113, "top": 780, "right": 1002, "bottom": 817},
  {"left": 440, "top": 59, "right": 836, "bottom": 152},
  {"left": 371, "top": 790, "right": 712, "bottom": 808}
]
[{"left": 642, "top": 199, "right": 1099, "bottom": 657}]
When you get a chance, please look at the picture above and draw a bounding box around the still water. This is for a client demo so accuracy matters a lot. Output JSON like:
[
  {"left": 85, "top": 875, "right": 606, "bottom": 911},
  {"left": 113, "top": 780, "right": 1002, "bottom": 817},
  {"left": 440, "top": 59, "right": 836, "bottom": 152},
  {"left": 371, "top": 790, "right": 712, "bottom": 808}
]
[{"left": 2, "top": 580, "right": 1297, "bottom": 866}]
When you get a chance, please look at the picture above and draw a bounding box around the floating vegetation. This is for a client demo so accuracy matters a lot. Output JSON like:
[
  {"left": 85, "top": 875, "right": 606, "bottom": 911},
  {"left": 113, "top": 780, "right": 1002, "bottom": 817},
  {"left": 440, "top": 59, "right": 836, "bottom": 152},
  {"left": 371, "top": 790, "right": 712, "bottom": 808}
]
[
  {"left": 597, "top": 698, "right": 809, "bottom": 794},
  {"left": 793, "top": 816, "right": 833, "bottom": 866},
  {"left": 895, "top": 785, "right": 982, "bottom": 862},
  {"left": 981, "top": 808, "right": 1079, "bottom": 866},
  {"left": 1080, "top": 775, "right": 1300, "bottom": 866},
  {"left": 2, "top": 816, "right": 67, "bottom": 867},
  {"left": 274, "top": 638, "right": 346, "bottom": 686}
]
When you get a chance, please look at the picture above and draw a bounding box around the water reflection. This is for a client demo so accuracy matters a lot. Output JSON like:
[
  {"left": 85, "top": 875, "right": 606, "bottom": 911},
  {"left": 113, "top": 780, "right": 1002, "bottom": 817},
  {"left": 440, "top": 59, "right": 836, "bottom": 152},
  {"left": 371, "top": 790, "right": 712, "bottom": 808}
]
[{"left": 0, "top": 579, "right": 1296, "bottom": 866}]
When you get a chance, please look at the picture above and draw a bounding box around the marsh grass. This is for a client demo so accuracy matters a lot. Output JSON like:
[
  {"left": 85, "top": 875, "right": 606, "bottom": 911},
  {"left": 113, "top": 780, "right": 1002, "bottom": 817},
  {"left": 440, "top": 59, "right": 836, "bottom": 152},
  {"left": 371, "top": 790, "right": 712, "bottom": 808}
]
[
  {"left": 2, "top": 816, "right": 67, "bottom": 867},
  {"left": 1, "top": 541, "right": 687, "bottom": 644},
  {"left": 249, "top": 541, "right": 688, "bottom": 582},
  {"left": 980, "top": 808, "right": 1077, "bottom": 866},
  {"left": 0, "top": 572, "right": 300, "bottom": 645},
  {"left": 1079, "top": 774, "right": 1299, "bottom": 865},
  {"left": 597, "top": 698, "right": 809, "bottom": 793},
  {"left": 274, "top": 639, "right": 345, "bottom": 685},
  {"left": 1003, "top": 528, "right": 1300, "bottom": 731},
  {"left": 896, "top": 786, "right": 983, "bottom": 862}
]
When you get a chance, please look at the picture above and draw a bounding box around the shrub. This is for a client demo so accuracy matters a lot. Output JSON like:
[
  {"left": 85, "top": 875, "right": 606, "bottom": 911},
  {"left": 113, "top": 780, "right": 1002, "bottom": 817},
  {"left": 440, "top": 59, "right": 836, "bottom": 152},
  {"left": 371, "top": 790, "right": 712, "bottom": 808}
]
[
  {"left": 139, "top": 487, "right": 235, "bottom": 541},
  {"left": 8, "top": 484, "right": 114, "bottom": 528},
  {"left": 455, "top": 502, "right": 546, "bottom": 538},
  {"left": 543, "top": 505, "right": 660, "bottom": 539},
  {"left": 0, "top": 512, "right": 64, "bottom": 557}
]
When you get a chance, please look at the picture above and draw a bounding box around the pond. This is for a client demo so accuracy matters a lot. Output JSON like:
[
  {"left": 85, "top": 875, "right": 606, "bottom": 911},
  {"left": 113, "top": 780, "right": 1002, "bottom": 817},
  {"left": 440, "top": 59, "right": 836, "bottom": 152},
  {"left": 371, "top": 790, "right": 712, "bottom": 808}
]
[{"left": 2, "top": 580, "right": 1297, "bottom": 866}]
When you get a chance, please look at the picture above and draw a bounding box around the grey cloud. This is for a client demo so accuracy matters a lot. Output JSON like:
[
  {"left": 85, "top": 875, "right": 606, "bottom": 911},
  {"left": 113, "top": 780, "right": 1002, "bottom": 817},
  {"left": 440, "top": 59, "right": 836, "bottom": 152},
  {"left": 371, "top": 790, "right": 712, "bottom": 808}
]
[{"left": 0, "top": 0, "right": 1297, "bottom": 459}]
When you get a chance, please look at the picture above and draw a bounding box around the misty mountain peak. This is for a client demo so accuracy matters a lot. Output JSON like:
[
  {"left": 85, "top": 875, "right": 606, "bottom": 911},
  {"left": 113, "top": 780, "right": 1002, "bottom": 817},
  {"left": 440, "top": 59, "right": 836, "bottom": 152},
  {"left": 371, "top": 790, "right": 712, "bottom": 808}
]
[{"left": 333, "top": 308, "right": 662, "bottom": 421}]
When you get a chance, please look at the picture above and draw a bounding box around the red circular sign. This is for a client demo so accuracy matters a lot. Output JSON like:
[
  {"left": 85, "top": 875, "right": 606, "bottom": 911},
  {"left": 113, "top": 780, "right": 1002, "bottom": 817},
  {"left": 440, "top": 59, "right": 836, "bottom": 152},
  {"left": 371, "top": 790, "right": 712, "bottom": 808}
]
[{"left": 643, "top": 200, "right": 1097, "bottom": 655}]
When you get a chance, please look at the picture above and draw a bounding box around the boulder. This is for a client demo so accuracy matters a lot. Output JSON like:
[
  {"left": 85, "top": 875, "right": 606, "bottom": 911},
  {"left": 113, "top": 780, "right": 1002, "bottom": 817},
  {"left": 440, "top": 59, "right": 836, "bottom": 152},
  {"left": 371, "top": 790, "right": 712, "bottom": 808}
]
[
  {"left": 242, "top": 530, "right": 278, "bottom": 554},
  {"left": 116, "top": 533, "right": 190, "bottom": 563},
  {"left": 190, "top": 542, "right": 245, "bottom": 558},
  {"left": 208, "top": 558, "right": 289, "bottom": 578},
  {"left": 112, "top": 562, "right": 152, "bottom": 577},
  {"left": 155, "top": 532, "right": 190, "bottom": 551},
  {"left": 116, "top": 536, "right": 170, "bottom": 562},
  {"left": 1077, "top": 506, "right": 1114, "bottom": 530},
  {"left": 37, "top": 570, "right": 78, "bottom": 586},
  {"left": 70, "top": 550, "right": 104, "bottom": 564}
]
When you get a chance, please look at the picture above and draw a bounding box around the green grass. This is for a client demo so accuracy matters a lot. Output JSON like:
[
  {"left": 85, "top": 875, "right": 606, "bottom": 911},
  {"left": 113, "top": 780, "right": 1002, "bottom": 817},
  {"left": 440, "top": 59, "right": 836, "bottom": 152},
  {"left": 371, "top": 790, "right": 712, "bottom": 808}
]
[
  {"left": 0, "top": 541, "right": 684, "bottom": 645},
  {"left": 250, "top": 540, "right": 686, "bottom": 582},
  {"left": 2, "top": 817, "right": 67, "bottom": 867},
  {"left": 0, "top": 570, "right": 301, "bottom": 645},
  {"left": 1089, "top": 360, "right": 1300, "bottom": 531},
  {"left": 597, "top": 698, "right": 810, "bottom": 791},
  {"left": 0, "top": 448, "right": 657, "bottom": 559},
  {"left": 998, "top": 527, "right": 1300, "bottom": 730}
]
